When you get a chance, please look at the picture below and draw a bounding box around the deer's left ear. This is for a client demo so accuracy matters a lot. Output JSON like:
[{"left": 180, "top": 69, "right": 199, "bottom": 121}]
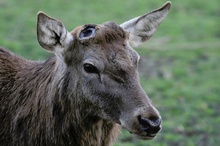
[
  {"left": 37, "top": 12, "right": 73, "bottom": 52},
  {"left": 120, "top": 1, "right": 171, "bottom": 47}
]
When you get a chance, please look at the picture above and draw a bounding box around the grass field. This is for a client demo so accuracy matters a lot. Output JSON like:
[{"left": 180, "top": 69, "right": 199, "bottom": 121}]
[{"left": 0, "top": 0, "right": 219, "bottom": 145}]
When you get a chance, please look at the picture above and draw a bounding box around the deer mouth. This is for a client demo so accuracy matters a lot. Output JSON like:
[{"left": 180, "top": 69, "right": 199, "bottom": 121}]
[{"left": 131, "top": 131, "right": 157, "bottom": 140}]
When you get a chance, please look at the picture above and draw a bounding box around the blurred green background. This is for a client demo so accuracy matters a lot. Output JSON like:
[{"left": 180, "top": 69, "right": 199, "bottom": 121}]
[{"left": 0, "top": 0, "right": 219, "bottom": 145}]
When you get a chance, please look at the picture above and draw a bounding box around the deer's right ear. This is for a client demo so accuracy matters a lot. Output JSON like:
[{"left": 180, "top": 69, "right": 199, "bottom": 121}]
[{"left": 37, "top": 12, "right": 73, "bottom": 52}]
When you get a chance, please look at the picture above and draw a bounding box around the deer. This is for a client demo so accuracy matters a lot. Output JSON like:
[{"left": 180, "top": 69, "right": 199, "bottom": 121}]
[{"left": 0, "top": 1, "right": 171, "bottom": 146}]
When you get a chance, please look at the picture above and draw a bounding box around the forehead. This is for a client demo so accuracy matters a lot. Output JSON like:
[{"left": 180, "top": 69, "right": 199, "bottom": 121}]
[
  {"left": 72, "top": 21, "right": 129, "bottom": 45},
  {"left": 96, "top": 21, "right": 129, "bottom": 44},
  {"left": 71, "top": 21, "right": 138, "bottom": 65}
]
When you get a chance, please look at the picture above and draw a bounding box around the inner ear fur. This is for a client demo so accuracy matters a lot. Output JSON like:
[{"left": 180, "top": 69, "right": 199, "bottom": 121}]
[{"left": 37, "top": 12, "right": 73, "bottom": 52}]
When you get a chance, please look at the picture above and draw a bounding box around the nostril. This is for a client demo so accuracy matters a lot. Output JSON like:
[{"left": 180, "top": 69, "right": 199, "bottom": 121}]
[
  {"left": 138, "top": 116, "right": 161, "bottom": 134},
  {"left": 149, "top": 116, "right": 161, "bottom": 127},
  {"left": 138, "top": 116, "right": 161, "bottom": 127}
]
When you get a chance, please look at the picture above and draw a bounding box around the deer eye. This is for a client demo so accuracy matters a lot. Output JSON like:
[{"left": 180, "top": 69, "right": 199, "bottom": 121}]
[
  {"left": 79, "top": 27, "right": 96, "bottom": 39},
  {"left": 83, "top": 63, "right": 99, "bottom": 74}
]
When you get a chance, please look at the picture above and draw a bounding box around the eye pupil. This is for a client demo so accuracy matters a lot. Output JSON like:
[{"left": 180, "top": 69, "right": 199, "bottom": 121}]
[{"left": 84, "top": 63, "right": 99, "bottom": 74}]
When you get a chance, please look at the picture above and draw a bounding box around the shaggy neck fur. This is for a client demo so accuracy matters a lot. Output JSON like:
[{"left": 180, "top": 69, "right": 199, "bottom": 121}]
[{"left": 0, "top": 48, "right": 121, "bottom": 146}]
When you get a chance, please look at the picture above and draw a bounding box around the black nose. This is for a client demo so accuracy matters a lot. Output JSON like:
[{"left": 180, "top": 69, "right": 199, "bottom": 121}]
[{"left": 138, "top": 116, "right": 161, "bottom": 135}]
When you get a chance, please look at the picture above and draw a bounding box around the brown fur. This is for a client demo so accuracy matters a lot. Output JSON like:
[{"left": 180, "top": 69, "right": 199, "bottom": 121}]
[
  {"left": 0, "top": 2, "right": 171, "bottom": 145},
  {"left": 0, "top": 46, "right": 121, "bottom": 146},
  {"left": 0, "top": 23, "right": 129, "bottom": 146}
]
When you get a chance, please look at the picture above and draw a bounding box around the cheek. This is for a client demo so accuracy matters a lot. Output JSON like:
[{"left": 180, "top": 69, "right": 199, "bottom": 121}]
[
  {"left": 81, "top": 73, "right": 124, "bottom": 110},
  {"left": 89, "top": 80, "right": 123, "bottom": 116},
  {"left": 81, "top": 75, "right": 104, "bottom": 102},
  {"left": 94, "top": 92, "right": 122, "bottom": 122}
]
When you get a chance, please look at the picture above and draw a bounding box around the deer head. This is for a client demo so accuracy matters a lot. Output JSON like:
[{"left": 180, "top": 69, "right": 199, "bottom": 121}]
[{"left": 37, "top": 1, "right": 171, "bottom": 140}]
